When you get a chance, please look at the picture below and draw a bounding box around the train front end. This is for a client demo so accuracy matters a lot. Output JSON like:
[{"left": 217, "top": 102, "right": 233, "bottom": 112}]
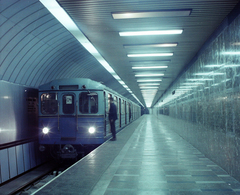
[{"left": 38, "top": 79, "right": 105, "bottom": 159}]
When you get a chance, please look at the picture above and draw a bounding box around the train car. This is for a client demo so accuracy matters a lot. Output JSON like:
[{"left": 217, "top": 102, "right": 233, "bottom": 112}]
[{"left": 38, "top": 78, "right": 141, "bottom": 158}]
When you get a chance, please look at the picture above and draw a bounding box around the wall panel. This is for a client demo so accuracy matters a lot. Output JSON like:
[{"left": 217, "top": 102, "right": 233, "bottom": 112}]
[
  {"left": 154, "top": 14, "right": 240, "bottom": 182},
  {"left": 0, "top": 149, "right": 9, "bottom": 183}
]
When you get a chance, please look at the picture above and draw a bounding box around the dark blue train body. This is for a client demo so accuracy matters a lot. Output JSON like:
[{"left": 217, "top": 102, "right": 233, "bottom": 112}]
[{"left": 38, "top": 78, "right": 141, "bottom": 158}]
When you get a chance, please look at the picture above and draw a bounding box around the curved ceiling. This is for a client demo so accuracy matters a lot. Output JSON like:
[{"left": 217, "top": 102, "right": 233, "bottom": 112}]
[{"left": 0, "top": 0, "right": 239, "bottom": 107}]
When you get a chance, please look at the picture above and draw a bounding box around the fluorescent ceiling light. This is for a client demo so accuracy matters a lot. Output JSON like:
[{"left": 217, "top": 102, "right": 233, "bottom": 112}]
[
  {"left": 140, "top": 87, "right": 159, "bottom": 89},
  {"left": 141, "top": 89, "right": 158, "bottom": 91},
  {"left": 223, "top": 65, "right": 240, "bottom": 67},
  {"left": 204, "top": 64, "right": 240, "bottom": 68},
  {"left": 231, "top": 42, "right": 240, "bottom": 46},
  {"left": 130, "top": 60, "right": 170, "bottom": 64},
  {"left": 139, "top": 83, "right": 160, "bottom": 86},
  {"left": 179, "top": 85, "right": 199, "bottom": 88},
  {"left": 205, "top": 65, "right": 223, "bottom": 68},
  {"left": 124, "top": 43, "right": 177, "bottom": 48},
  {"left": 194, "top": 72, "right": 225, "bottom": 76},
  {"left": 128, "top": 53, "right": 173, "bottom": 57},
  {"left": 142, "top": 92, "right": 157, "bottom": 95},
  {"left": 143, "top": 94, "right": 156, "bottom": 97},
  {"left": 135, "top": 73, "right": 164, "bottom": 77},
  {"left": 177, "top": 89, "right": 190, "bottom": 91},
  {"left": 222, "top": 52, "right": 240, "bottom": 55},
  {"left": 132, "top": 66, "right": 168, "bottom": 69},
  {"left": 187, "top": 79, "right": 213, "bottom": 81},
  {"left": 182, "top": 82, "right": 204, "bottom": 85},
  {"left": 119, "top": 30, "right": 183, "bottom": 36},
  {"left": 112, "top": 9, "right": 191, "bottom": 19},
  {"left": 137, "top": 79, "right": 162, "bottom": 82}
]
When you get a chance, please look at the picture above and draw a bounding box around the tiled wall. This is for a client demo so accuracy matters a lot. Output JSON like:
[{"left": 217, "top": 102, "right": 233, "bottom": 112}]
[{"left": 153, "top": 14, "right": 240, "bottom": 181}]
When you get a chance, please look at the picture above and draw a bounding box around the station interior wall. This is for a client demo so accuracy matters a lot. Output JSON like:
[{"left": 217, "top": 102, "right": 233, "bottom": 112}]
[
  {"left": 0, "top": 81, "right": 49, "bottom": 184},
  {"left": 153, "top": 13, "right": 240, "bottom": 182}
]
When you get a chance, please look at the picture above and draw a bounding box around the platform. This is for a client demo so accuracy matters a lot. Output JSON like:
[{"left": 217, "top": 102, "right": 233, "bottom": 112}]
[{"left": 33, "top": 115, "right": 240, "bottom": 195}]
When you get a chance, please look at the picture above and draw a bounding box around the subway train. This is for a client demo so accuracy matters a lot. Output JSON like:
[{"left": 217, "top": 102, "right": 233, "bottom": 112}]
[{"left": 38, "top": 78, "right": 141, "bottom": 158}]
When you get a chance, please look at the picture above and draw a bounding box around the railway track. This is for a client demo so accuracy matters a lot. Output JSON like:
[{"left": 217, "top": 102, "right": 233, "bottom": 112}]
[{"left": 0, "top": 160, "right": 75, "bottom": 195}]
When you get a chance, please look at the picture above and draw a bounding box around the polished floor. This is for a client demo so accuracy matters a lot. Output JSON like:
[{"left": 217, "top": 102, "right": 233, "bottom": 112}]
[{"left": 34, "top": 115, "right": 240, "bottom": 195}]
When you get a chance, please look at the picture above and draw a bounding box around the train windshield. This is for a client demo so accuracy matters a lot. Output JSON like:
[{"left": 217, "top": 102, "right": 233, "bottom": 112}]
[
  {"left": 41, "top": 93, "right": 58, "bottom": 114},
  {"left": 62, "top": 94, "right": 75, "bottom": 114},
  {"left": 79, "top": 92, "right": 98, "bottom": 114}
]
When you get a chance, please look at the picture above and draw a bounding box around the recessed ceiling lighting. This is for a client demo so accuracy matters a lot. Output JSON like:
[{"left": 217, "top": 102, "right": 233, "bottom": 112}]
[
  {"left": 137, "top": 79, "right": 162, "bottom": 82},
  {"left": 128, "top": 53, "right": 173, "bottom": 57},
  {"left": 187, "top": 79, "right": 213, "bottom": 81},
  {"left": 222, "top": 52, "right": 240, "bottom": 55},
  {"left": 119, "top": 30, "right": 183, "bottom": 36},
  {"left": 130, "top": 60, "right": 170, "bottom": 64},
  {"left": 139, "top": 83, "right": 160, "bottom": 86},
  {"left": 112, "top": 9, "right": 191, "bottom": 19},
  {"left": 182, "top": 82, "right": 204, "bottom": 85},
  {"left": 141, "top": 89, "right": 157, "bottom": 92},
  {"left": 140, "top": 86, "right": 159, "bottom": 89},
  {"left": 135, "top": 73, "right": 164, "bottom": 77},
  {"left": 231, "top": 42, "right": 240, "bottom": 46},
  {"left": 124, "top": 43, "right": 177, "bottom": 48},
  {"left": 204, "top": 64, "right": 223, "bottom": 68},
  {"left": 132, "top": 66, "right": 168, "bottom": 69},
  {"left": 194, "top": 72, "right": 225, "bottom": 76}
]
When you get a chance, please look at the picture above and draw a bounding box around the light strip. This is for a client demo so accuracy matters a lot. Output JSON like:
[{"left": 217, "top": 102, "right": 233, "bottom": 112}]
[
  {"left": 205, "top": 65, "right": 223, "bottom": 68},
  {"left": 112, "top": 10, "right": 191, "bottom": 19},
  {"left": 135, "top": 73, "right": 164, "bottom": 77},
  {"left": 130, "top": 60, "right": 171, "bottom": 64},
  {"left": 137, "top": 79, "right": 162, "bottom": 82},
  {"left": 187, "top": 79, "right": 213, "bottom": 81},
  {"left": 39, "top": 0, "right": 144, "bottom": 107},
  {"left": 124, "top": 43, "right": 177, "bottom": 48},
  {"left": 128, "top": 53, "right": 173, "bottom": 57},
  {"left": 205, "top": 64, "right": 240, "bottom": 68},
  {"left": 139, "top": 83, "right": 160, "bottom": 86},
  {"left": 140, "top": 86, "right": 159, "bottom": 89},
  {"left": 132, "top": 66, "right": 168, "bottom": 69},
  {"left": 222, "top": 52, "right": 240, "bottom": 55},
  {"left": 182, "top": 82, "right": 204, "bottom": 85},
  {"left": 120, "top": 30, "right": 183, "bottom": 36},
  {"left": 194, "top": 72, "right": 225, "bottom": 76}
]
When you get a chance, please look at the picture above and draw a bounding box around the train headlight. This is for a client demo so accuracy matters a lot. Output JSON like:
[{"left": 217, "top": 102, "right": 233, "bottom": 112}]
[
  {"left": 42, "top": 127, "right": 50, "bottom": 134},
  {"left": 88, "top": 127, "right": 96, "bottom": 134}
]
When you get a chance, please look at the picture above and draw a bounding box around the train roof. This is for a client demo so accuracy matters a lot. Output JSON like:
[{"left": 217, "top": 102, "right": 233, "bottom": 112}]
[
  {"left": 39, "top": 78, "right": 105, "bottom": 91},
  {"left": 39, "top": 78, "right": 140, "bottom": 106}
]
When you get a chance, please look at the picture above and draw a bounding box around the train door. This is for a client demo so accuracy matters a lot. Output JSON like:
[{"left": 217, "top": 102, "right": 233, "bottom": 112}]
[
  {"left": 115, "top": 96, "right": 118, "bottom": 129},
  {"left": 106, "top": 93, "right": 112, "bottom": 135},
  {"left": 129, "top": 103, "right": 131, "bottom": 122},
  {"left": 119, "top": 98, "right": 121, "bottom": 128},
  {"left": 122, "top": 99, "right": 124, "bottom": 127},
  {"left": 104, "top": 91, "right": 107, "bottom": 135},
  {"left": 60, "top": 93, "right": 77, "bottom": 139},
  {"left": 125, "top": 101, "right": 127, "bottom": 124}
]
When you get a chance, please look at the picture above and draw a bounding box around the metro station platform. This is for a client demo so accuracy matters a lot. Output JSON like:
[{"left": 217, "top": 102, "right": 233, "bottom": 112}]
[{"left": 33, "top": 115, "right": 240, "bottom": 195}]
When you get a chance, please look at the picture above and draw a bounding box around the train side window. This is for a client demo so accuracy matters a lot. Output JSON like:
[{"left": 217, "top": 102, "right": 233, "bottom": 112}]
[
  {"left": 62, "top": 94, "right": 75, "bottom": 114},
  {"left": 41, "top": 93, "right": 58, "bottom": 115},
  {"left": 79, "top": 92, "right": 98, "bottom": 114}
]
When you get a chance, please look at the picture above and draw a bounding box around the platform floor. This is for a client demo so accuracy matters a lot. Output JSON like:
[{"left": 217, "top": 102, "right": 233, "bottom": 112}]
[{"left": 33, "top": 115, "right": 240, "bottom": 195}]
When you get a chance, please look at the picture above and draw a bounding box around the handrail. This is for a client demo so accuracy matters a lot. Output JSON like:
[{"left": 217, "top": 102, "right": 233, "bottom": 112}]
[{"left": 0, "top": 138, "right": 38, "bottom": 150}]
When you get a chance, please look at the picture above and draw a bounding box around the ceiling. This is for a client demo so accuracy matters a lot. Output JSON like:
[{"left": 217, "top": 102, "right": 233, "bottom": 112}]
[
  {"left": 0, "top": 0, "right": 239, "bottom": 108},
  {"left": 56, "top": 0, "right": 239, "bottom": 107}
]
